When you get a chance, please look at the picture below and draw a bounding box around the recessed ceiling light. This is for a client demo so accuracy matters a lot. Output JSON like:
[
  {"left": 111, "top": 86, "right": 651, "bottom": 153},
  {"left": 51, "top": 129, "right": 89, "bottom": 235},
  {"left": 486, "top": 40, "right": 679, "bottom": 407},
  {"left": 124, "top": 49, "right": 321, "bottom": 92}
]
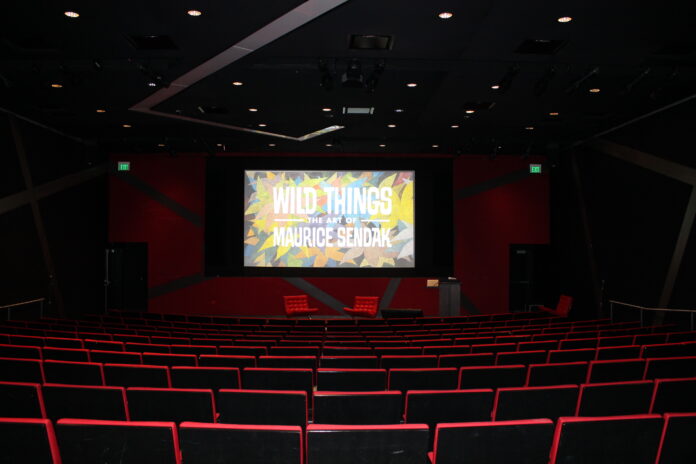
[
  {"left": 450, "top": 124, "right": 459, "bottom": 129},
  {"left": 322, "top": 107, "right": 332, "bottom": 112},
  {"left": 387, "top": 124, "right": 396, "bottom": 128},
  {"left": 325, "top": 143, "right": 333, "bottom": 147},
  {"left": 232, "top": 81, "right": 243, "bottom": 86},
  {"left": 248, "top": 108, "right": 258, "bottom": 112},
  {"left": 549, "top": 112, "right": 559, "bottom": 116},
  {"left": 589, "top": 88, "right": 601, "bottom": 93},
  {"left": 147, "top": 82, "right": 157, "bottom": 87},
  {"left": 465, "top": 109, "right": 475, "bottom": 114},
  {"left": 216, "top": 143, "right": 223, "bottom": 147},
  {"left": 557, "top": 16, "right": 573, "bottom": 23},
  {"left": 268, "top": 143, "right": 276, "bottom": 147},
  {"left": 432, "top": 144, "right": 439, "bottom": 148},
  {"left": 258, "top": 123, "right": 267, "bottom": 127},
  {"left": 406, "top": 82, "right": 417, "bottom": 88},
  {"left": 525, "top": 126, "right": 535, "bottom": 130},
  {"left": 96, "top": 109, "right": 106, "bottom": 113},
  {"left": 64, "top": 11, "right": 79, "bottom": 18},
  {"left": 394, "top": 108, "right": 404, "bottom": 113},
  {"left": 50, "top": 83, "right": 63, "bottom": 88},
  {"left": 379, "top": 144, "right": 386, "bottom": 147},
  {"left": 438, "top": 12, "right": 454, "bottom": 19},
  {"left": 187, "top": 9, "right": 202, "bottom": 16},
  {"left": 157, "top": 143, "right": 166, "bottom": 147},
  {"left": 491, "top": 84, "right": 500, "bottom": 90},
  {"left": 122, "top": 124, "right": 132, "bottom": 128}
]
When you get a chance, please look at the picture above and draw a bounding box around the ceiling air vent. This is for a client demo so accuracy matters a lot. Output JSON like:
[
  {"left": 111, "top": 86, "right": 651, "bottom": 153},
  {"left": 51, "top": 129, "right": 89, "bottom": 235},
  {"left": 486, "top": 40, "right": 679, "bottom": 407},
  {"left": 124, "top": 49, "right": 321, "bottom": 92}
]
[
  {"left": 342, "top": 107, "right": 375, "bottom": 115},
  {"left": 515, "top": 39, "right": 566, "bottom": 55},
  {"left": 349, "top": 34, "right": 393, "bottom": 50},
  {"left": 126, "top": 35, "right": 178, "bottom": 50}
]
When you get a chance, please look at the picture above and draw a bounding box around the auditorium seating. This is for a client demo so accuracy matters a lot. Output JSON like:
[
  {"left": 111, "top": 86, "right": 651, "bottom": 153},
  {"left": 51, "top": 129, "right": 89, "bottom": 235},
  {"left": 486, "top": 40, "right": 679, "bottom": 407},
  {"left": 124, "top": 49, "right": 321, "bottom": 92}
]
[
  {"left": 0, "top": 418, "right": 61, "bottom": 464},
  {"left": 0, "top": 312, "right": 694, "bottom": 462},
  {"left": 283, "top": 295, "right": 319, "bottom": 318},
  {"left": 657, "top": 413, "right": 696, "bottom": 464}
]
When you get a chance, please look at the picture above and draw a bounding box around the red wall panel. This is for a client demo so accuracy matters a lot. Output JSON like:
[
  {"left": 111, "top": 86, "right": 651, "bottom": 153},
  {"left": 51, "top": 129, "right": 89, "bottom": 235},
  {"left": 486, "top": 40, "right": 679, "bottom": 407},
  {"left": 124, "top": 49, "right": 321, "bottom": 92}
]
[{"left": 108, "top": 153, "right": 548, "bottom": 316}]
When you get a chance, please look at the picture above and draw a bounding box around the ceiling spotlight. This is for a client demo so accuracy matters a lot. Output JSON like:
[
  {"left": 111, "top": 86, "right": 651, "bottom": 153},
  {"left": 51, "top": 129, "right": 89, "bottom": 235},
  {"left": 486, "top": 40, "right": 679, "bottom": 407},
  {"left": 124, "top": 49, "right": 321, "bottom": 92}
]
[
  {"left": 64, "top": 11, "right": 79, "bottom": 18},
  {"left": 387, "top": 124, "right": 396, "bottom": 128},
  {"left": 465, "top": 110, "right": 475, "bottom": 114},
  {"left": 258, "top": 123, "right": 267, "bottom": 127},
  {"left": 525, "top": 126, "right": 535, "bottom": 130},
  {"left": 490, "top": 84, "right": 500, "bottom": 90},
  {"left": 187, "top": 9, "right": 202, "bottom": 16},
  {"left": 157, "top": 143, "right": 166, "bottom": 147},
  {"left": 322, "top": 107, "right": 332, "bottom": 112},
  {"left": 432, "top": 144, "right": 439, "bottom": 148},
  {"left": 394, "top": 108, "right": 404, "bottom": 113},
  {"left": 589, "top": 88, "right": 601, "bottom": 93},
  {"left": 549, "top": 112, "right": 559, "bottom": 116},
  {"left": 50, "top": 83, "right": 63, "bottom": 88},
  {"left": 96, "top": 109, "right": 106, "bottom": 113},
  {"left": 122, "top": 124, "right": 132, "bottom": 128},
  {"left": 438, "top": 12, "right": 454, "bottom": 19},
  {"left": 268, "top": 143, "right": 276, "bottom": 147},
  {"left": 491, "top": 65, "right": 520, "bottom": 93},
  {"left": 147, "top": 82, "right": 157, "bottom": 87},
  {"left": 379, "top": 144, "right": 386, "bottom": 147},
  {"left": 557, "top": 16, "right": 573, "bottom": 23},
  {"left": 406, "top": 82, "right": 418, "bottom": 87},
  {"left": 450, "top": 124, "right": 460, "bottom": 128},
  {"left": 325, "top": 143, "right": 333, "bottom": 147},
  {"left": 232, "top": 81, "right": 243, "bottom": 86},
  {"left": 341, "top": 59, "right": 364, "bottom": 88},
  {"left": 248, "top": 108, "right": 258, "bottom": 112}
]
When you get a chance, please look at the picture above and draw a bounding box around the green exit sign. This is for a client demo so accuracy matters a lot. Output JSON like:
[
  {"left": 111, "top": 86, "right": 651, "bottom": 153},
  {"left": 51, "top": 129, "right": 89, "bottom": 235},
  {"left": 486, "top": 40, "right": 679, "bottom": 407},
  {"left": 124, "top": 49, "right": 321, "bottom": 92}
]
[
  {"left": 529, "top": 164, "right": 542, "bottom": 174},
  {"left": 117, "top": 161, "right": 130, "bottom": 172}
]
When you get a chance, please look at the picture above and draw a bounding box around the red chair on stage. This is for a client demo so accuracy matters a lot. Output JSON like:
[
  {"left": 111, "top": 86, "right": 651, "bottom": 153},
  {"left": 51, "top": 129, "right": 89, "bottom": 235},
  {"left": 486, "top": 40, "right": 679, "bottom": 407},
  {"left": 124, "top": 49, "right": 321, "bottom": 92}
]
[
  {"left": 344, "top": 296, "right": 380, "bottom": 318},
  {"left": 538, "top": 295, "right": 573, "bottom": 317},
  {"left": 283, "top": 295, "right": 319, "bottom": 318}
]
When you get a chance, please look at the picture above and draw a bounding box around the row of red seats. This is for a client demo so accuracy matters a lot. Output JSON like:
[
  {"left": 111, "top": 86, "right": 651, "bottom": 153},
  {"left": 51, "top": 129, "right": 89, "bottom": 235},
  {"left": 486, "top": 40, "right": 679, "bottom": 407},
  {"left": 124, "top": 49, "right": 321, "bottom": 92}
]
[
  {"left": 1, "top": 413, "right": 693, "bottom": 463},
  {"left": 1, "top": 356, "right": 695, "bottom": 390},
  {"left": 2, "top": 377, "right": 694, "bottom": 426}
]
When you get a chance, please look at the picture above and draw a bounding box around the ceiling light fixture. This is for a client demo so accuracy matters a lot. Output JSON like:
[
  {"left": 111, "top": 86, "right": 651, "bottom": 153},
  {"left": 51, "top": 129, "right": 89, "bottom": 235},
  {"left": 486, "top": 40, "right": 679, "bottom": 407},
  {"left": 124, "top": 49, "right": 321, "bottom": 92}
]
[
  {"left": 216, "top": 143, "right": 223, "bottom": 147},
  {"left": 187, "top": 9, "right": 202, "bottom": 16},
  {"left": 549, "top": 112, "right": 559, "bottom": 116},
  {"left": 232, "top": 81, "right": 243, "bottom": 86},
  {"left": 258, "top": 123, "right": 267, "bottom": 127},
  {"left": 248, "top": 108, "right": 258, "bottom": 112},
  {"left": 122, "top": 124, "right": 132, "bottom": 128},
  {"left": 387, "top": 124, "right": 396, "bottom": 128},
  {"left": 490, "top": 84, "right": 500, "bottom": 90},
  {"left": 395, "top": 108, "right": 404, "bottom": 113},
  {"left": 589, "top": 88, "right": 601, "bottom": 93},
  {"left": 51, "top": 83, "right": 63, "bottom": 88},
  {"left": 438, "top": 12, "right": 454, "bottom": 19},
  {"left": 325, "top": 143, "right": 333, "bottom": 147},
  {"left": 432, "top": 144, "right": 439, "bottom": 148},
  {"left": 406, "top": 82, "right": 417, "bottom": 87},
  {"left": 96, "top": 109, "right": 106, "bottom": 113},
  {"left": 465, "top": 110, "right": 475, "bottom": 114},
  {"left": 157, "top": 143, "right": 166, "bottom": 147},
  {"left": 322, "top": 107, "right": 332, "bottom": 112},
  {"left": 525, "top": 126, "right": 535, "bottom": 130},
  {"left": 268, "top": 143, "right": 276, "bottom": 147},
  {"left": 450, "top": 124, "right": 459, "bottom": 128},
  {"left": 557, "top": 16, "right": 573, "bottom": 23},
  {"left": 147, "top": 82, "right": 157, "bottom": 87},
  {"left": 64, "top": 11, "right": 79, "bottom": 18},
  {"left": 379, "top": 144, "right": 386, "bottom": 147},
  {"left": 491, "top": 65, "right": 520, "bottom": 93}
]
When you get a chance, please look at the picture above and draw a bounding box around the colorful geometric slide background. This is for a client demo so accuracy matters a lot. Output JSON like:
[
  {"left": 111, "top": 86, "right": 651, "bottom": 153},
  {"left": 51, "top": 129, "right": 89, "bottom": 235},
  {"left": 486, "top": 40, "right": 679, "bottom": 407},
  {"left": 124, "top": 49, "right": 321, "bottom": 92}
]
[{"left": 243, "top": 170, "right": 415, "bottom": 268}]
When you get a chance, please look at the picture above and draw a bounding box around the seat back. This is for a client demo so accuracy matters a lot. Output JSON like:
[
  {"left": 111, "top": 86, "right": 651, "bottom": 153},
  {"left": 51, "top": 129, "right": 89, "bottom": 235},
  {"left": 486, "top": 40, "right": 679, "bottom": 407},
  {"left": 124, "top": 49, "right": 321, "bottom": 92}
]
[
  {"left": 588, "top": 359, "right": 646, "bottom": 383},
  {"left": 494, "top": 385, "right": 578, "bottom": 421},
  {"left": 527, "top": 362, "right": 588, "bottom": 387},
  {"left": 43, "top": 360, "right": 104, "bottom": 386},
  {"left": 56, "top": 418, "right": 180, "bottom": 464},
  {"left": 349, "top": 296, "right": 380, "bottom": 318},
  {"left": 319, "top": 356, "right": 379, "bottom": 368},
  {"left": 555, "top": 295, "right": 572, "bottom": 317},
  {"left": 651, "top": 377, "right": 696, "bottom": 413},
  {"left": 43, "top": 384, "right": 128, "bottom": 421},
  {"left": 242, "top": 368, "right": 313, "bottom": 394},
  {"left": 381, "top": 355, "right": 438, "bottom": 369},
  {"left": 0, "top": 418, "right": 61, "bottom": 464},
  {"left": 316, "top": 368, "right": 387, "bottom": 391},
  {"left": 0, "top": 381, "right": 45, "bottom": 418},
  {"left": 284, "top": 295, "right": 311, "bottom": 316},
  {"left": 313, "top": 391, "right": 402, "bottom": 425},
  {"left": 389, "top": 368, "right": 458, "bottom": 392},
  {"left": 0, "top": 357, "right": 44, "bottom": 383},
  {"left": 644, "top": 356, "right": 696, "bottom": 380},
  {"left": 549, "top": 415, "right": 663, "bottom": 464},
  {"left": 405, "top": 389, "right": 493, "bottom": 427},
  {"left": 142, "top": 352, "right": 197, "bottom": 366},
  {"left": 179, "top": 423, "right": 302, "bottom": 464},
  {"left": 126, "top": 387, "right": 215, "bottom": 423},
  {"left": 170, "top": 366, "right": 240, "bottom": 389},
  {"left": 657, "top": 413, "right": 696, "bottom": 464},
  {"left": 103, "top": 363, "right": 170, "bottom": 388},
  {"left": 459, "top": 365, "right": 527, "bottom": 389},
  {"left": 433, "top": 419, "right": 554, "bottom": 464},
  {"left": 216, "top": 389, "right": 307, "bottom": 427},
  {"left": 199, "top": 354, "right": 256, "bottom": 368},
  {"left": 307, "top": 424, "right": 429, "bottom": 464},
  {"left": 577, "top": 381, "right": 653, "bottom": 416}
]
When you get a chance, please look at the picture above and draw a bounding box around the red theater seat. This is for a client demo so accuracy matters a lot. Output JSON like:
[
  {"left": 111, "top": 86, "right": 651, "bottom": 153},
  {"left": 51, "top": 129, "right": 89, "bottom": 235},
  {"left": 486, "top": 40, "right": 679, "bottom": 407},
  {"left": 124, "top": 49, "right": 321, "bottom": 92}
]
[
  {"left": 494, "top": 385, "right": 579, "bottom": 421},
  {"left": 43, "top": 383, "right": 128, "bottom": 421},
  {"left": 577, "top": 380, "right": 653, "bottom": 417},
  {"left": 126, "top": 387, "right": 216, "bottom": 423},
  {"left": 538, "top": 295, "right": 573, "bottom": 318},
  {"left": 657, "top": 413, "right": 696, "bottom": 464},
  {"left": 43, "top": 360, "right": 104, "bottom": 386},
  {"left": 316, "top": 368, "right": 387, "bottom": 391},
  {"left": 651, "top": 377, "right": 696, "bottom": 414},
  {"left": 170, "top": 366, "right": 240, "bottom": 390},
  {"left": 216, "top": 389, "right": 307, "bottom": 427},
  {"left": 0, "top": 381, "right": 45, "bottom": 418},
  {"left": 0, "top": 418, "right": 61, "bottom": 464},
  {"left": 283, "top": 295, "right": 319, "bottom": 318},
  {"left": 344, "top": 296, "right": 380, "bottom": 318},
  {"left": 313, "top": 391, "right": 402, "bottom": 425}
]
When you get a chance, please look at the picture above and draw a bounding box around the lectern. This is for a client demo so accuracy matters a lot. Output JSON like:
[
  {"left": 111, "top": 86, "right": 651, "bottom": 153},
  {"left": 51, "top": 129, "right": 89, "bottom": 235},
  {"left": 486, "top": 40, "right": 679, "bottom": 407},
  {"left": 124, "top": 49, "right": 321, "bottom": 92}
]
[{"left": 438, "top": 278, "right": 461, "bottom": 317}]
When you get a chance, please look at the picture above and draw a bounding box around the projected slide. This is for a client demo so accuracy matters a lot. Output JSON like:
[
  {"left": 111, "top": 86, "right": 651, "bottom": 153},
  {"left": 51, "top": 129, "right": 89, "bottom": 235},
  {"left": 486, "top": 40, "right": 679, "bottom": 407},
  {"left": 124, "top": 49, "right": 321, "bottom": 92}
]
[{"left": 243, "top": 170, "right": 415, "bottom": 268}]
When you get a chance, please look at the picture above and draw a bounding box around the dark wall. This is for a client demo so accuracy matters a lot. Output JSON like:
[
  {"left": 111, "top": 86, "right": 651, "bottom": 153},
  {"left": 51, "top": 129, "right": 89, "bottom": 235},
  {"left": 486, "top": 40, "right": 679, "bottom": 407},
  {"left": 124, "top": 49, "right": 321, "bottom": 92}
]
[
  {"left": 108, "top": 152, "right": 549, "bottom": 316},
  {"left": 0, "top": 117, "right": 107, "bottom": 318},
  {"left": 551, "top": 99, "right": 696, "bottom": 316}
]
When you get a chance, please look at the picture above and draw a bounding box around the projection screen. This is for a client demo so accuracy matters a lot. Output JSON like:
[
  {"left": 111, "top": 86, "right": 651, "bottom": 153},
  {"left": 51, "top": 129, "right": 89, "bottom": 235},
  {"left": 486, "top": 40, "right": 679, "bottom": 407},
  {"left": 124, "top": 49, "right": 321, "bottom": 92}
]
[{"left": 243, "top": 170, "right": 415, "bottom": 268}]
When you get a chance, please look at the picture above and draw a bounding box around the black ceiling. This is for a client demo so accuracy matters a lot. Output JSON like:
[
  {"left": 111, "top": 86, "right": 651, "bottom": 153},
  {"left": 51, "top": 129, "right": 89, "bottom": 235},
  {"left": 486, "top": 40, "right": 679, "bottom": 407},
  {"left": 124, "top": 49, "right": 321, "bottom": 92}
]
[{"left": 2, "top": 0, "right": 696, "bottom": 156}]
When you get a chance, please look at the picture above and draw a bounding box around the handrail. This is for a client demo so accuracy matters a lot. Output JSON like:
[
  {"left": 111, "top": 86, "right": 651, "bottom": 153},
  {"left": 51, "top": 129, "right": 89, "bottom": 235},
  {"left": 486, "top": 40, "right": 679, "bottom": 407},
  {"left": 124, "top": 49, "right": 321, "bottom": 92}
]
[
  {"left": 0, "top": 297, "right": 46, "bottom": 310},
  {"left": 608, "top": 299, "right": 696, "bottom": 313}
]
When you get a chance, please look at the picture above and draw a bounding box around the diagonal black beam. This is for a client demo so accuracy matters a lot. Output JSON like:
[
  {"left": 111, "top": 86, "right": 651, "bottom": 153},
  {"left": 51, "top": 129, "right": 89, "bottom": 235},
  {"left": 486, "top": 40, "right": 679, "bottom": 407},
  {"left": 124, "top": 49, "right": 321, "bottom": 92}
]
[
  {"left": 148, "top": 273, "right": 212, "bottom": 299},
  {"left": 114, "top": 171, "right": 202, "bottom": 227},
  {"left": 379, "top": 278, "right": 401, "bottom": 310},
  {"left": 457, "top": 168, "right": 532, "bottom": 199},
  {"left": 282, "top": 277, "right": 348, "bottom": 315}
]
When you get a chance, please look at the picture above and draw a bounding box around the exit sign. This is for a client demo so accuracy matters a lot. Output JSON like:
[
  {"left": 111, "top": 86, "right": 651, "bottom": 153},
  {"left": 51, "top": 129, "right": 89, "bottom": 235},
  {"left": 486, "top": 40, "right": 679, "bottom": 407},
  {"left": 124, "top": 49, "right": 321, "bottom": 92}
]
[
  {"left": 529, "top": 164, "right": 542, "bottom": 174},
  {"left": 117, "top": 161, "right": 130, "bottom": 172}
]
